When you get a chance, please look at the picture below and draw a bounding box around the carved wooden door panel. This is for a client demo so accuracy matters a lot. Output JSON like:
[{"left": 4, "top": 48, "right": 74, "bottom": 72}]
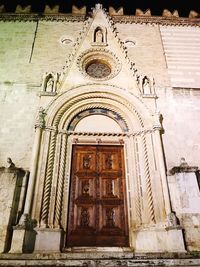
[{"left": 66, "top": 145, "right": 129, "bottom": 247}]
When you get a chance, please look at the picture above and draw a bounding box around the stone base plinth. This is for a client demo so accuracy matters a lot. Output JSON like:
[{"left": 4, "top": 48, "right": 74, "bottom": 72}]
[
  {"left": 132, "top": 226, "right": 186, "bottom": 253},
  {"left": 9, "top": 228, "right": 26, "bottom": 253},
  {"left": 0, "top": 227, "right": 7, "bottom": 253},
  {"left": 34, "top": 228, "right": 62, "bottom": 253},
  {"left": 10, "top": 227, "right": 36, "bottom": 253}
]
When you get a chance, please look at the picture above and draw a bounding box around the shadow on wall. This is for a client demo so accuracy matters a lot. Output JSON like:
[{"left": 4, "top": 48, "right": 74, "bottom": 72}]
[{"left": 0, "top": 159, "right": 35, "bottom": 253}]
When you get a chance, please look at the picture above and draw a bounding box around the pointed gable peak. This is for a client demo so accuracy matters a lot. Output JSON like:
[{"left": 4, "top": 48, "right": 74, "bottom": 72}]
[
  {"left": 92, "top": 3, "right": 104, "bottom": 12},
  {"left": 91, "top": 3, "right": 108, "bottom": 18}
]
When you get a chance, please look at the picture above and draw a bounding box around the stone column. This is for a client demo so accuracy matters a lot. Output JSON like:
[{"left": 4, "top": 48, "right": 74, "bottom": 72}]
[
  {"left": 23, "top": 126, "right": 42, "bottom": 215},
  {"left": 153, "top": 127, "right": 172, "bottom": 215},
  {"left": 10, "top": 112, "right": 44, "bottom": 253}
]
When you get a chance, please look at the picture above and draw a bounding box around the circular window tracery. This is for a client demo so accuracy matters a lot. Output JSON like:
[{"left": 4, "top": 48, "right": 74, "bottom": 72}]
[
  {"left": 77, "top": 49, "right": 121, "bottom": 81},
  {"left": 86, "top": 60, "right": 111, "bottom": 78}
]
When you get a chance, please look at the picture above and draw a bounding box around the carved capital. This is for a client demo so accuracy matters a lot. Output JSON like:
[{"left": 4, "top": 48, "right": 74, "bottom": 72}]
[
  {"left": 35, "top": 107, "right": 46, "bottom": 128},
  {"left": 152, "top": 112, "right": 162, "bottom": 130}
]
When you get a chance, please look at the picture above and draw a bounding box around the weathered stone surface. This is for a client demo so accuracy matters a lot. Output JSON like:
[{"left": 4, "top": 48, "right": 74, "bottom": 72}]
[
  {"left": 0, "top": 253, "right": 199, "bottom": 266},
  {"left": 0, "top": 168, "right": 26, "bottom": 252},
  {"left": 0, "top": 3, "right": 200, "bottom": 256}
]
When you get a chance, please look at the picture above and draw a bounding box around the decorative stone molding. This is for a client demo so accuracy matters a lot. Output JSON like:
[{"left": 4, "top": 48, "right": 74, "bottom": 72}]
[
  {"left": 77, "top": 48, "right": 122, "bottom": 81},
  {"left": 63, "top": 128, "right": 156, "bottom": 137},
  {"left": 40, "top": 131, "right": 57, "bottom": 227},
  {"left": 0, "top": 13, "right": 198, "bottom": 26},
  {"left": 0, "top": 14, "right": 86, "bottom": 22},
  {"left": 50, "top": 91, "right": 144, "bottom": 129},
  {"left": 45, "top": 126, "right": 58, "bottom": 133},
  {"left": 142, "top": 133, "right": 156, "bottom": 223},
  {"left": 67, "top": 108, "right": 128, "bottom": 132},
  {"left": 0, "top": 4, "right": 199, "bottom": 26},
  {"left": 112, "top": 15, "right": 200, "bottom": 27},
  {"left": 54, "top": 134, "right": 67, "bottom": 228}
]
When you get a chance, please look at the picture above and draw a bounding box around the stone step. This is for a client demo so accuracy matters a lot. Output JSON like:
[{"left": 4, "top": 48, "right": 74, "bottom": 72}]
[
  {"left": 0, "top": 258, "right": 200, "bottom": 266},
  {"left": 0, "top": 252, "right": 200, "bottom": 267}
]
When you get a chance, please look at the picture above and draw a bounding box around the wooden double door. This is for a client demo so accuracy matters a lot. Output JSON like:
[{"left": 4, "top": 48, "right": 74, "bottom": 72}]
[{"left": 66, "top": 145, "right": 129, "bottom": 247}]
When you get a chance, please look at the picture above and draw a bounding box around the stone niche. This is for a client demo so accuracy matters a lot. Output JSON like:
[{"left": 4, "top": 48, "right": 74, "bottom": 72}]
[{"left": 0, "top": 164, "right": 28, "bottom": 253}]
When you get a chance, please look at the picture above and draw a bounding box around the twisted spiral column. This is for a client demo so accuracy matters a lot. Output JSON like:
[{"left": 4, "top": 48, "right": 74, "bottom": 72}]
[
  {"left": 54, "top": 134, "right": 67, "bottom": 228},
  {"left": 142, "top": 133, "right": 156, "bottom": 223},
  {"left": 40, "top": 131, "right": 57, "bottom": 227},
  {"left": 134, "top": 138, "right": 142, "bottom": 225}
]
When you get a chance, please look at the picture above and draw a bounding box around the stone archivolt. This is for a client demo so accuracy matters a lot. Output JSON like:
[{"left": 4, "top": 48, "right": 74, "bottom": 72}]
[{"left": 25, "top": 80, "right": 184, "bottom": 253}]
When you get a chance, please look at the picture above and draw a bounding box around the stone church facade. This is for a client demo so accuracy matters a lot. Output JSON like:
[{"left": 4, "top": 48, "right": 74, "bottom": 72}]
[{"left": 0, "top": 3, "right": 200, "bottom": 256}]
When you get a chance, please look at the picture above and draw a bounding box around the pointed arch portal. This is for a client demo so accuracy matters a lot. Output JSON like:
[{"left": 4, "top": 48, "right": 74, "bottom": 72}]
[{"left": 24, "top": 85, "right": 185, "bottom": 253}]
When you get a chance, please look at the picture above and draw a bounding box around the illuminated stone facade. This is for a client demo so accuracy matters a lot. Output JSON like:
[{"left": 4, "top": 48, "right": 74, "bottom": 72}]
[{"left": 0, "top": 4, "right": 200, "bottom": 258}]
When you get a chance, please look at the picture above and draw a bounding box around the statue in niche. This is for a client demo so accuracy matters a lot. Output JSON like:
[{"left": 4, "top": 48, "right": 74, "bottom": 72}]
[
  {"left": 95, "top": 28, "right": 103, "bottom": 43},
  {"left": 138, "top": 75, "right": 155, "bottom": 95},
  {"left": 42, "top": 72, "right": 60, "bottom": 93},
  {"left": 142, "top": 76, "right": 151, "bottom": 94},
  {"left": 46, "top": 76, "right": 54, "bottom": 92}
]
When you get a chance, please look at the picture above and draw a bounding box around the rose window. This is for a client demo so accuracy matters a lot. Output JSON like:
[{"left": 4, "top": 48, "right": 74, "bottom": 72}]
[
  {"left": 86, "top": 60, "right": 111, "bottom": 78},
  {"left": 77, "top": 48, "right": 121, "bottom": 81}
]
